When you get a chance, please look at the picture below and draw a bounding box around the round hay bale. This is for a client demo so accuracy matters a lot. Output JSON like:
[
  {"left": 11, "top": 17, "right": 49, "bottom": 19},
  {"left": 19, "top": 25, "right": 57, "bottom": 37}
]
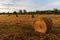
[
  {"left": 32, "top": 17, "right": 52, "bottom": 34},
  {"left": 32, "top": 15, "right": 34, "bottom": 18},
  {"left": 16, "top": 14, "right": 18, "bottom": 17},
  {"left": 32, "top": 18, "right": 47, "bottom": 34}
]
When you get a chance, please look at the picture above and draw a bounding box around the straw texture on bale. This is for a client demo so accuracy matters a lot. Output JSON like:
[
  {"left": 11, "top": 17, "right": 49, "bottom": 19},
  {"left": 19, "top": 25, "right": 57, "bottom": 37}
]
[
  {"left": 32, "top": 17, "right": 52, "bottom": 34},
  {"left": 32, "top": 18, "right": 47, "bottom": 34},
  {"left": 42, "top": 17, "right": 52, "bottom": 33}
]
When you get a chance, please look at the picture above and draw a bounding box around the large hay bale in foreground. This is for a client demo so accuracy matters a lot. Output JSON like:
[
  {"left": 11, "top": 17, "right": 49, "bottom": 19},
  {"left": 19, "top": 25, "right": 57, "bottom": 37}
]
[
  {"left": 32, "top": 18, "right": 47, "bottom": 34},
  {"left": 32, "top": 17, "right": 52, "bottom": 34}
]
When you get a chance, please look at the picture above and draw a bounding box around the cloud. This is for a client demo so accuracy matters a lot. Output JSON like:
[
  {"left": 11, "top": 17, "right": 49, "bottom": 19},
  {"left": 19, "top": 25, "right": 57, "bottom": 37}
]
[
  {"left": 38, "top": 0, "right": 60, "bottom": 10},
  {"left": 0, "top": 0, "right": 60, "bottom": 12},
  {"left": 0, "top": 0, "right": 30, "bottom": 12}
]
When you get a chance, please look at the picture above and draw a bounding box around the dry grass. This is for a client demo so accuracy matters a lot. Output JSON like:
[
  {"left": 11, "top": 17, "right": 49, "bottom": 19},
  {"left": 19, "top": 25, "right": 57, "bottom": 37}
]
[{"left": 0, "top": 15, "right": 60, "bottom": 40}]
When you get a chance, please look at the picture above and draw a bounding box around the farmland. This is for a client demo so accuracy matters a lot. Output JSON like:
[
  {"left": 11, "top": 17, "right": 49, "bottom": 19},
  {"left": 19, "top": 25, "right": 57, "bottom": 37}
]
[{"left": 0, "top": 14, "right": 60, "bottom": 40}]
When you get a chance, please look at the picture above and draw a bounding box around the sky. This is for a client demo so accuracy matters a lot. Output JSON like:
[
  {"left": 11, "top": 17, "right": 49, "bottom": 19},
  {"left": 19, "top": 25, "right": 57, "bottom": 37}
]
[{"left": 0, "top": 0, "right": 60, "bottom": 12}]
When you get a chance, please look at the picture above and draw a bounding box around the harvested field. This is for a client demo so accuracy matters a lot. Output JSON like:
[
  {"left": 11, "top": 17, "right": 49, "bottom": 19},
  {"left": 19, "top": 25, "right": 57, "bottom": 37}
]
[{"left": 0, "top": 15, "right": 60, "bottom": 40}]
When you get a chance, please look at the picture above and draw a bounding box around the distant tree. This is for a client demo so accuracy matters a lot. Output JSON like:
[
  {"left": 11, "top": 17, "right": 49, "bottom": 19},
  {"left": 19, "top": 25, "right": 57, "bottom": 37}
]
[
  {"left": 47, "top": 10, "right": 53, "bottom": 14},
  {"left": 40, "top": 11, "right": 46, "bottom": 14},
  {"left": 19, "top": 10, "right": 22, "bottom": 13},
  {"left": 54, "top": 8, "right": 58, "bottom": 11},
  {"left": 23, "top": 10, "right": 27, "bottom": 14},
  {"left": 45, "top": 10, "right": 52, "bottom": 14},
  {"left": 7, "top": 12, "right": 10, "bottom": 16},
  {"left": 13, "top": 11, "right": 17, "bottom": 14},
  {"left": 53, "top": 8, "right": 60, "bottom": 14},
  {"left": 13, "top": 11, "right": 18, "bottom": 17},
  {"left": 7, "top": 12, "right": 9, "bottom": 14},
  {"left": 3, "top": 12, "right": 5, "bottom": 14},
  {"left": 36, "top": 10, "right": 40, "bottom": 14}
]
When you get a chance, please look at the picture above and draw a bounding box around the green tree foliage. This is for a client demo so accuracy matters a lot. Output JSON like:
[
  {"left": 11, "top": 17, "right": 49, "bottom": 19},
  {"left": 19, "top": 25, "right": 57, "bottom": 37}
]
[
  {"left": 0, "top": 9, "right": 60, "bottom": 15},
  {"left": 13, "top": 11, "right": 17, "bottom": 14},
  {"left": 3, "top": 12, "right": 5, "bottom": 14},
  {"left": 36, "top": 10, "right": 41, "bottom": 14},
  {"left": 53, "top": 8, "right": 60, "bottom": 14},
  {"left": 19, "top": 10, "right": 22, "bottom": 14},
  {"left": 7, "top": 12, "right": 10, "bottom": 16},
  {"left": 23, "top": 10, "right": 27, "bottom": 14}
]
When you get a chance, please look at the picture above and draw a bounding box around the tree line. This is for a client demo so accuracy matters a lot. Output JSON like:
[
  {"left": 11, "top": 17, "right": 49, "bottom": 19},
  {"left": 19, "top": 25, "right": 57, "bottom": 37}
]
[{"left": 0, "top": 9, "right": 60, "bottom": 15}]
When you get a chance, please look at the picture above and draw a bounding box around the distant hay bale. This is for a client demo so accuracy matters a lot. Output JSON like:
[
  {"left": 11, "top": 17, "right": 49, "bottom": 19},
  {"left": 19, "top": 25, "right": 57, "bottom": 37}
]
[
  {"left": 32, "top": 17, "right": 52, "bottom": 34},
  {"left": 8, "top": 14, "right": 10, "bottom": 16},
  {"left": 32, "top": 18, "right": 47, "bottom": 34},
  {"left": 32, "top": 15, "right": 34, "bottom": 18},
  {"left": 16, "top": 14, "right": 18, "bottom": 17}
]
